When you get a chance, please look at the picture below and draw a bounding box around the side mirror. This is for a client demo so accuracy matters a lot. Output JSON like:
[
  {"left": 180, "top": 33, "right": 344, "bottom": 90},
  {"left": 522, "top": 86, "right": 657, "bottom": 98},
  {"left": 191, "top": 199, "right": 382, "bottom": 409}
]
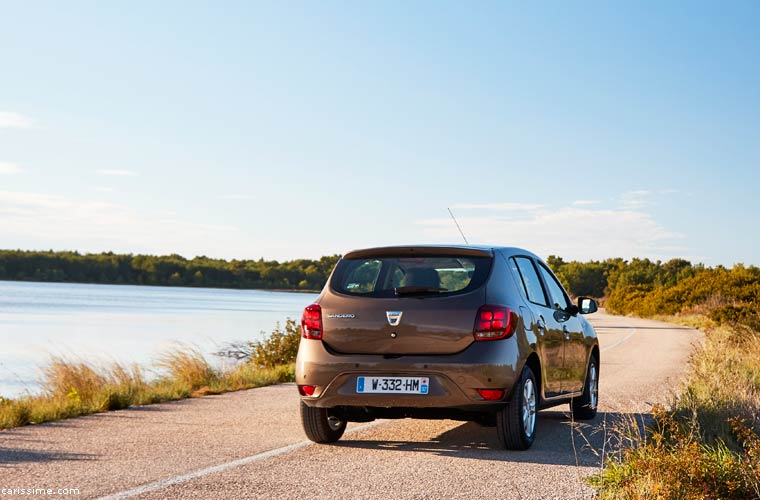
[{"left": 577, "top": 297, "right": 598, "bottom": 315}]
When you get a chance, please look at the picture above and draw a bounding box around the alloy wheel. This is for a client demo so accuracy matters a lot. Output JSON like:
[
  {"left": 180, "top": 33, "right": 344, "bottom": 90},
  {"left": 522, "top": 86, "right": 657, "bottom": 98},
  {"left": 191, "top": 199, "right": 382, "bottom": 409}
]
[
  {"left": 522, "top": 378, "right": 537, "bottom": 437},
  {"left": 589, "top": 364, "right": 598, "bottom": 409}
]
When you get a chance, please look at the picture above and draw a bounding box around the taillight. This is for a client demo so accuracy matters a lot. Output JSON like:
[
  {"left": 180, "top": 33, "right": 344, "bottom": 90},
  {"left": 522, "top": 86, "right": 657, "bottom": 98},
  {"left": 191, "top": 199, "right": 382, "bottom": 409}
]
[
  {"left": 298, "top": 385, "right": 316, "bottom": 396},
  {"left": 473, "top": 305, "right": 517, "bottom": 341},
  {"left": 477, "top": 389, "right": 505, "bottom": 401},
  {"left": 301, "top": 304, "right": 323, "bottom": 339}
]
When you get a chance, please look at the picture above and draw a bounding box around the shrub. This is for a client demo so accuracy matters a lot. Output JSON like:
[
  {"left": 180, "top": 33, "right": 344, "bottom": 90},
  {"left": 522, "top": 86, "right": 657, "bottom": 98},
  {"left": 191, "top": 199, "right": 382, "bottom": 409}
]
[
  {"left": 710, "top": 305, "right": 760, "bottom": 333},
  {"left": 249, "top": 319, "right": 302, "bottom": 368}
]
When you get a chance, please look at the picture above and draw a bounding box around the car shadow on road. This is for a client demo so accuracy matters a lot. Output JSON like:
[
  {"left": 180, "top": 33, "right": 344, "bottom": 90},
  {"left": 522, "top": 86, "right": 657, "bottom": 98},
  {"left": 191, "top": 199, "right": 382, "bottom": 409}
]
[
  {"left": 335, "top": 411, "right": 650, "bottom": 467},
  {"left": 0, "top": 446, "right": 95, "bottom": 467}
]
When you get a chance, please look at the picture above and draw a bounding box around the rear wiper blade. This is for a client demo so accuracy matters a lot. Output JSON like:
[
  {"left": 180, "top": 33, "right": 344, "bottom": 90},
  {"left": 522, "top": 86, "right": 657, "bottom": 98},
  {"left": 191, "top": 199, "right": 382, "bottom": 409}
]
[{"left": 394, "top": 286, "right": 448, "bottom": 296}]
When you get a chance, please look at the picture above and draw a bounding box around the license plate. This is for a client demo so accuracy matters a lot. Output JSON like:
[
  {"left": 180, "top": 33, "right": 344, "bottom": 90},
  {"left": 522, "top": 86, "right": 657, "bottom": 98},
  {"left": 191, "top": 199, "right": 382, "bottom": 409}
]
[{"left": 356, "top": 376, "right": 429, "bottom": 394}]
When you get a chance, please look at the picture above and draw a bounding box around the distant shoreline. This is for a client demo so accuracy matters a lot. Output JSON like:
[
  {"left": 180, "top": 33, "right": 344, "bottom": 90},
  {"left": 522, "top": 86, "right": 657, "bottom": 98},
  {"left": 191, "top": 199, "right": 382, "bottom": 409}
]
[
  {"left": 0, "top": 279, "right": 321, "bottom": 294},
  {"left": 0, "top": 250, "right": 337, "bottom": 292}
]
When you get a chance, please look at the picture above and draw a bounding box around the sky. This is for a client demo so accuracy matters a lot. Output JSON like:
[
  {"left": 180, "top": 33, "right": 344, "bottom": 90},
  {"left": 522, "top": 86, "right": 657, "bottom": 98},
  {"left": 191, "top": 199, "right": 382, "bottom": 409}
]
[{"left": 1, "top": 1, "right": 758, "bottom": 265}]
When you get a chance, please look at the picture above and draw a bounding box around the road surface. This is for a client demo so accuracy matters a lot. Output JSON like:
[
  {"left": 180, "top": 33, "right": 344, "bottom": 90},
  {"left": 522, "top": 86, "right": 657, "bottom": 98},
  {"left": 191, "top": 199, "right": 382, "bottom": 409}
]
[{"left": 0, "top": 312, "right": 701, "bottom": 499}]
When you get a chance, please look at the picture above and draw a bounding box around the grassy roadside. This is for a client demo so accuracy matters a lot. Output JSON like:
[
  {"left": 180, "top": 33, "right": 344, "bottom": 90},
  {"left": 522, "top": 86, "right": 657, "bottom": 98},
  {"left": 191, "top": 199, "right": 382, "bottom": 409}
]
[
  {"left": 574, "top": 261, "right": 760, "bottom": 498},
  {"left": 588, "top": 315, "right": 760, "bottom": 498},
  {"left": 0, "top": 354, "right": 295, "bottom": 430},
  {"left": 0, "top": 321, "right": 302, "bottom": 430}
]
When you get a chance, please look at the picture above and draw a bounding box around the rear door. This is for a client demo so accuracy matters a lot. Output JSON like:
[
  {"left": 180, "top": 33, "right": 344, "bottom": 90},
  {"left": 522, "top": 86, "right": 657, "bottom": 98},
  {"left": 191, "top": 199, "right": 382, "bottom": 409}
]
[
  {"left": 320, "top": 252, "right": 491, "bottom": 355},
  {"left": 511, "top": 256, "right": 564, "bottom": 398},
  {"left": 536, "top": 262, "right": 586, "bottom": 394}
]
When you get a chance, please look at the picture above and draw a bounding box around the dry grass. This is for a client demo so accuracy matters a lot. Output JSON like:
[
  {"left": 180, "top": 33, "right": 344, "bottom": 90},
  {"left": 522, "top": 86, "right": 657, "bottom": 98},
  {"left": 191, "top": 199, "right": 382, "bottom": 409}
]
[
  {"left": 157, "top": 348, "right": 218, "bottom": 392},
  {"left": 0, "top": 349, "right": 295, "bottom": 430},
  {"left": 589, "top": 316, "right": 760, "bottom": 499},
  {"left": 680, "top": 321, "right": 760, "bottom": 444},
  {"left": 589, "top": 407, "right": 760, "bottom": 499}
]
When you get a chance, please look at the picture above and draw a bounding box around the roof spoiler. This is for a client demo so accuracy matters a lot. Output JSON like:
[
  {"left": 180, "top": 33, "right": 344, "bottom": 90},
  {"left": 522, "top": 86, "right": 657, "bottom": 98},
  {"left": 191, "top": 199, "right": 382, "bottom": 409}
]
[{"left": 343, "top": 246, "right": 493, "bottom": 260}]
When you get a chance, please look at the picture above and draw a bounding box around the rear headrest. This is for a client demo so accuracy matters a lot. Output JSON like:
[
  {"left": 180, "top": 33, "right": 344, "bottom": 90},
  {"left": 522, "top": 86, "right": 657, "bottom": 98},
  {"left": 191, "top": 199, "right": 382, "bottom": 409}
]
[{"left": 402, "top": 268, "right": 441, "bottom": 288}]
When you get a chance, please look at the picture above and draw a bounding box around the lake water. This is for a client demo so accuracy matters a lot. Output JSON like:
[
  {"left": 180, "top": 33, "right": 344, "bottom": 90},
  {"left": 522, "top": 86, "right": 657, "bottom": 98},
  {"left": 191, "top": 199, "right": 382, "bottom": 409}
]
[{"left": 0, "top": 281, "right": 318, "bottom": 398}]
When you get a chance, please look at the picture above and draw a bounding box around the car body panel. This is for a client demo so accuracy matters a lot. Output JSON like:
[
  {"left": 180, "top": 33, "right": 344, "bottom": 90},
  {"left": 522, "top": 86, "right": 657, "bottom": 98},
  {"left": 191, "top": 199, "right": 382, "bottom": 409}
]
[
  {"left": 534, "top": 259, "right": 589, "bottom": 394},
  {"left": 319, "top": 290, "right": 487, "bottom": 356},
  {"left": 296, "top": 334, "right": 521, "bottom": 409},
  {"left": 562, "top": 313, "right": 589, "bottom": 393},
  {"left": 537, "top": 310, "right": 567, "bottom": 397}
]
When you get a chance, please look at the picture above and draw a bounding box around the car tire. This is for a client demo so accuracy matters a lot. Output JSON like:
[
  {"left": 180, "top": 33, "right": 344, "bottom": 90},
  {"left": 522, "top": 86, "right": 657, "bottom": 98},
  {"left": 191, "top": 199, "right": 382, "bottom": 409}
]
[
  {"left": 571, "top": 355, "right": 599, "bottom": 420},
  {"left": 496, "top": 365, "right": 538, "bottom": 450},
  {"left": 300, "top": 402, "right": 346, "bottom": 443}
]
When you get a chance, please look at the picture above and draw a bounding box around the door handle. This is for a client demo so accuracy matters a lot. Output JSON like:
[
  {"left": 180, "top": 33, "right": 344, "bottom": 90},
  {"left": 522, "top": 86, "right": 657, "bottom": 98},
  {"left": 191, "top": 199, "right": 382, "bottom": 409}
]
[
  {"left": 537, "top": 315, "right": 546, "bottom": 336},
  {"left": 563, "top": 325, "right": 570, "bottom": 340}
]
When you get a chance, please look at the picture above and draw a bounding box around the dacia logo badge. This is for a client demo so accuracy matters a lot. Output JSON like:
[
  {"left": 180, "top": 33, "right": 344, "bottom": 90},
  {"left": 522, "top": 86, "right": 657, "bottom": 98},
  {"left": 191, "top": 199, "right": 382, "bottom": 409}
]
[{"left": 386, "top": 311, "right": 403, "bottom": 326}]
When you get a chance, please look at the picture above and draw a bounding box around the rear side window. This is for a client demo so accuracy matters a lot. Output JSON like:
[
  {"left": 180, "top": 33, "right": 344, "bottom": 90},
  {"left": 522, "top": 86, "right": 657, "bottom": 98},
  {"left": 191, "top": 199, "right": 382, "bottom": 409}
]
[
  {"left": 342, "top": 259, "right": 382, "bottom": 293},
  {"left": 512, "top": 257, "right": 548, "bottom": 307},
  {"left": 331, "top": 255, "right": 492, "bottom": 298},
  {"left": 537, "top": 263, "right": 572, "bottom": 311}
]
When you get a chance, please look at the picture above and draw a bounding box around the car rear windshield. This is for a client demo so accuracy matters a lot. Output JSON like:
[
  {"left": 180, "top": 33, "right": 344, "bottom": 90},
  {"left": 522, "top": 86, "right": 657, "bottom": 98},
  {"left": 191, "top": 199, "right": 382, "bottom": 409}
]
[{"left": 331, "top": 255, "right": 492, "bottom": 298}]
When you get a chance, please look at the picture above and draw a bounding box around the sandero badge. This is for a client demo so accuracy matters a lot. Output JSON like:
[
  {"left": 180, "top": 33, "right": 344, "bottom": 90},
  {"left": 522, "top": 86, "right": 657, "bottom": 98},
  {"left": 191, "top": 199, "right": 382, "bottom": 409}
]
[{"left": 386, "top": 311, "right": 403, "bottom": 326}]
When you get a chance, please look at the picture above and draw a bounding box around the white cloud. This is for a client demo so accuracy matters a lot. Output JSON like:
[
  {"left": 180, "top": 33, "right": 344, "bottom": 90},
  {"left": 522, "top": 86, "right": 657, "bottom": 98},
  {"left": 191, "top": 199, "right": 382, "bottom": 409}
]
[
  {"left": 217, "top": 194, "right": 255, "bottom": 200},
  {"left": 92, "top": 186, "right": 114, "bottom": 193},
  {"left": 0, "top": 162, "right": 23, "bottom": 174},
  {"left": 626, "top": 190, "right": 653, "bottom": 195},
  {"left": 618, "top": 188, "right": 679, "bottom": 209},
  {"left": 619, "top": 190, "right": 655, "bottom": 208},
  {"left": 95, "top": 169, "right": 138, "bottom": 177},
  {"left": 572, "top": 199, "right": 601, "bottom": 206},
  {"left": 0, "top": 111, "right": 34, "bottom": 129},
  {"left": 0, "top": 191, "right": 242, "bottom": 257},
  {"left": 415, "top": 203, "right": 686, "bottom": 261},
  {"left": 451, "top": 202, "right": 544, "bottom": 211}
]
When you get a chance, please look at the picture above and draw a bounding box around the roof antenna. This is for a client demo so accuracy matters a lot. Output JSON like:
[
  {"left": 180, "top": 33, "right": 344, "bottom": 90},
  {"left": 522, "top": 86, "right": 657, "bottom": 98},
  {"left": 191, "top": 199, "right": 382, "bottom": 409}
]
[{"left": 447, "top": 207, "right": 469, "bottom": 245}]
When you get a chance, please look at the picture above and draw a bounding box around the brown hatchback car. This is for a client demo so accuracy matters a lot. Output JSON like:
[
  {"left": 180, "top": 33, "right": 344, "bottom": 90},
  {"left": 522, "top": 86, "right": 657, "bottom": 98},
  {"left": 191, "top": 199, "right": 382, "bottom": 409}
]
[{"left": 296, "top": 245, "right": 599, "bottom": 450}]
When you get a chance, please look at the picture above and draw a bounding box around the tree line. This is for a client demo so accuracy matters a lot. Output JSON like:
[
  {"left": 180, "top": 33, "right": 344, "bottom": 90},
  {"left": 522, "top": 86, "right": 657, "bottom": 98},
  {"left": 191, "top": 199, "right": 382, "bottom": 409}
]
[
  {"left": 548, "top": 255, "right": 759, "bottom": 331},
  {"left": 546, "top": 255, "right": 701, "bottom": 299},
  {"left": 1, "top": 249, "right": 757, "bottom": 329},
  {"left": 0, "top": 250, "right": 340, "bottom": 291}
]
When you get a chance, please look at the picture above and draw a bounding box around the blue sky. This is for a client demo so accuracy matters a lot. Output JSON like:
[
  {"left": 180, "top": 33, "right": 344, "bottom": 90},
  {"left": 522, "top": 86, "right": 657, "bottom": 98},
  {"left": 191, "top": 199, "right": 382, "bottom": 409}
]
[{"left": 1, "top": 1, "right": 758, "bottom": 265}]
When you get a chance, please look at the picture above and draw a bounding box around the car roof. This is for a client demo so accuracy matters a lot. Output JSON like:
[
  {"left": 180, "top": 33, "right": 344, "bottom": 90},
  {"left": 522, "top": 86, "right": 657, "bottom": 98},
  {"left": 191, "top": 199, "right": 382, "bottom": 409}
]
[{"left": 342, "top": 245, "right": 543, "bottom": 261}]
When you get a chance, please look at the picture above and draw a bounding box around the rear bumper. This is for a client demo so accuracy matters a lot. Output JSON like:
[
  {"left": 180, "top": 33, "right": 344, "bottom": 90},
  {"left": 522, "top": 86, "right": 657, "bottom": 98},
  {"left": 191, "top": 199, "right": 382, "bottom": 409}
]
[{"left": 296, "top": 337, "right": 522, "bottom": 411}]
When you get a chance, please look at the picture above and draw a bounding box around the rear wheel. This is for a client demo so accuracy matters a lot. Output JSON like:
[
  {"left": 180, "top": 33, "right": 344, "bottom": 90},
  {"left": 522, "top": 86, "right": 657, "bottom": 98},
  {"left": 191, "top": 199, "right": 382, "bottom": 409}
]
[
  {"left": 300, "top": 402, "right": 346, "bottom": 443},
  {"left": 496, "top": 366, "right": 538, "bottom": 450},
  {"left": 571, "top": 356, "right": 599, "bottom": 420}
]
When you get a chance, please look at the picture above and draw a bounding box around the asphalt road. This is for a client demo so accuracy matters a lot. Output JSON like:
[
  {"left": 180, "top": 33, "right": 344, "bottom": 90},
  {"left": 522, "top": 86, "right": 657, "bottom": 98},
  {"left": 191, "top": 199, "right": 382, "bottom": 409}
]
[{"left": 0, "top": 312, "right": 701, "bottom": 499}]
